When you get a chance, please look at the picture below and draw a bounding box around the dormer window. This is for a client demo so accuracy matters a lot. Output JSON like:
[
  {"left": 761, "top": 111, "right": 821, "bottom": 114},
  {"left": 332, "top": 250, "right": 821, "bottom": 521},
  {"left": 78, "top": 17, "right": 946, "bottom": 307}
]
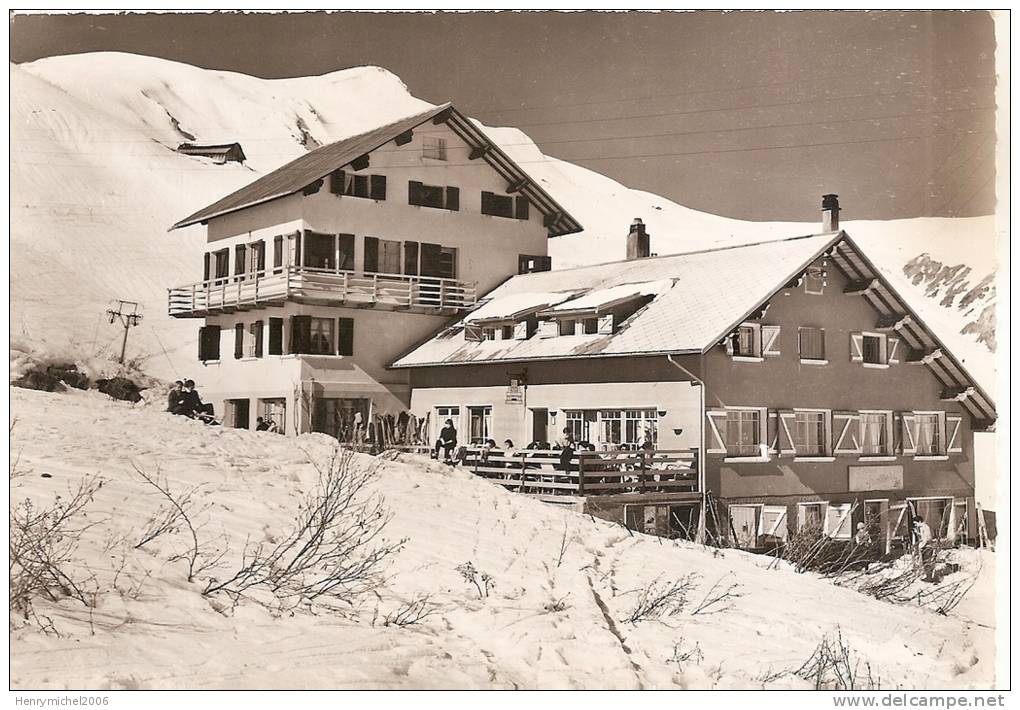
[
  {"left": 805, "top": 266, "right": 826, "bottom": 295},
  {"left": 423, "top": 136, "right": 447, "bottom": 161},
  {"left": 481, "top": 327, "right": 497, "bottom": 341},
  {"left": 582, "top": 318, "right": 598, "bottom": 335},
  {"left": 558, "top": 319, "right": 576, "bottom": 336}
]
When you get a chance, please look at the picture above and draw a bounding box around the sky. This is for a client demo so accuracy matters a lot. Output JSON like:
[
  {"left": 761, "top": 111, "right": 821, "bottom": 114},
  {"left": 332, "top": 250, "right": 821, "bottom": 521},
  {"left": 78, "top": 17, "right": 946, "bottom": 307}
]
[{"left": 9, "top": 10, "right": 998, "bottom": 222}]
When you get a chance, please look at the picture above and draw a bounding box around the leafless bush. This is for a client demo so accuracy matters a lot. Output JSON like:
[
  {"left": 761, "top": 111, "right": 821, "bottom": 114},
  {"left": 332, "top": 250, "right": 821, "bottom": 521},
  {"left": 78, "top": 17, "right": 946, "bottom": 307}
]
[
  {"left": 793, "top": 627, "right": 881, "bottom": 690},
  {"left": 620, "top": 574, "right": 697, "bottom": 624},
  {"left": 691, "top": 574, "right": 744, "bottom": 615},
  {"left": 456, "top": 561, "right": 494, "bottom": 598},
  {"left": 203, "top": 447, "right": 405, "bottom": 611},
  {"left": 555, "top": 521, "right": 573, "bottom": 568},
  {"left": 9, "top": 475, "right": 102, "bottom": 627},
  {"left": 543, "top": 593, "right": 571, "bottom": 613},
  {"left": 131, "top": 464, "right": 226, "bottom": 582},
  {"left": 383, "top": 593, "right": 439, "bottom": 627},
  {"left": 666, "top": 638, "right": 704, "bottom": 669}
]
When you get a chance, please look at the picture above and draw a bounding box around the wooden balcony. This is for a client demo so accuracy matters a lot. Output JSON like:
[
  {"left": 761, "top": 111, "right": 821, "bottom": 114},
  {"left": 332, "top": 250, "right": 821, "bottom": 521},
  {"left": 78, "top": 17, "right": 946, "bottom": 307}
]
[
  {"left": 461, "top": 447, "right": 699, "bottom": 497},
  {"left": 168, "top": 267, "right": 478, "bottom": 318}
]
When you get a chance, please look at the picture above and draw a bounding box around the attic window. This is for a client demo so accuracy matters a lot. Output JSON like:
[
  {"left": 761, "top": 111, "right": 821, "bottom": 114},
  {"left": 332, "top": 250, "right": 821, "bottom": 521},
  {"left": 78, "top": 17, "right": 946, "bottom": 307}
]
[
  {"left": 409, "top": 181, "right": 459, "bottom": 211},
  {"left": 583, "top": 318, "right": 598, "bottom": 335},
  {"left": 732, "top": 325, "right": 758, "bottom": 358},
  {"left": 330, "top": 171, "right": 386, "bottom": 200},
  {"left": 423, "top": 136, "right": 447, "bottom": 161},
  {"left": 481, "top": 327, "right": 497, "bottom": 341},
  {"left": 558, "top": 319, "right": 576, "bottom": 336},
  {"left": 518, "top": 255, "right": 552, "bottom": 274},
  {"left": 805, "top": 266, "right": 826, "bottom": 295}
]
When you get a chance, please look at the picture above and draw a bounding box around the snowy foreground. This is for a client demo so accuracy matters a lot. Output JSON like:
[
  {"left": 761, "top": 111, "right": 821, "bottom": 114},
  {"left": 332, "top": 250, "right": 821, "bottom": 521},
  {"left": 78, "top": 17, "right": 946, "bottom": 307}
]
[{"left": 9, "top": 388, "right": 995, "bottom": 690}]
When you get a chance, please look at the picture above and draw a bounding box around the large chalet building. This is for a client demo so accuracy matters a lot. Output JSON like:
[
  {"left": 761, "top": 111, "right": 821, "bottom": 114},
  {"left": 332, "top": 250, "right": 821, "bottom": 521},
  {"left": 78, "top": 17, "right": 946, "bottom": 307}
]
[
  {"left": 168, "top": 104, "right": 581, "bottom": 434},
  {"left": 393, "top": 198, "right": 995, "bottom": 548}
]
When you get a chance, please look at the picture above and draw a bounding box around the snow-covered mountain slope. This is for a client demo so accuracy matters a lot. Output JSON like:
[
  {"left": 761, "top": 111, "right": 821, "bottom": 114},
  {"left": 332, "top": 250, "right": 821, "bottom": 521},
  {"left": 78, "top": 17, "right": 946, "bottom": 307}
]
[
  {"left": 10, "top": 52, "right": 996, "bottom": 394},
  {"left": 9, "top": 387, "right": 996, "bottom": 689}
]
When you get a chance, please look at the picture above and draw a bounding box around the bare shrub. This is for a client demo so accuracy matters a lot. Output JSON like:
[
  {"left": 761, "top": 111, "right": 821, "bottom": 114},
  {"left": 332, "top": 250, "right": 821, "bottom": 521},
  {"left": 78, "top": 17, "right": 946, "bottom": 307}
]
[
  {"left": 383, "top": 593, "right": 439, "bottom": 627},
  {"left": 131, "top": 464, "right": 226, "bottom": 582},
  {"left": 203, "top": 447, "right": 405, "bottom": 611},
  {"left": 793, "top": 627, "right": 881, "bottom": 690},
  {"left": 543, "top": 593, "right": 571, "bottom": 613},
  {"left": 691, "top": 574, "right": 744, "bottom": 615},
  {"left": 620, "top": 574, "right": 697, "bottom": 624},
  {"left": 9, "top": 475, "right": 102, "bottom": 627},
  {"left": 666, "top": 638, "right": 704, "bottom": 670},
  {"left": 456, "top": 561, "right": 494, "bottom": 599},
  {"left": 555, "top": 521, "right": 572, "bottom": 568}
]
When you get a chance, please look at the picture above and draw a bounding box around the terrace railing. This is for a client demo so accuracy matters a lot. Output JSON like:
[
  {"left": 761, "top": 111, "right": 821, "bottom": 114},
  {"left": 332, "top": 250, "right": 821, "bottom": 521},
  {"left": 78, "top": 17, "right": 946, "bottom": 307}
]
[
  {"left": 168, "top": 267, "right": 477, "bottom": 317},
  {"left": 460, "top": 447, "right": 699, "bottom": 497}
]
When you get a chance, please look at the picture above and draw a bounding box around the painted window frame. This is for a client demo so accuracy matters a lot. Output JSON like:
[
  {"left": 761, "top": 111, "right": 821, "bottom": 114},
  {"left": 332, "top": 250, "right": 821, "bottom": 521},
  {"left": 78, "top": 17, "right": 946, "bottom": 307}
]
[
  {"left": 798, "top": 326, "right": 827, "bottom": 364},
  {"left": 792, "top": 408, "right": 833, "bottom": 460},
  {"left": 422, "top": 135, "right": 448, "bottom": 161},
  {"left": 859, "top": 409, "right": 895, "bottom": 460}
]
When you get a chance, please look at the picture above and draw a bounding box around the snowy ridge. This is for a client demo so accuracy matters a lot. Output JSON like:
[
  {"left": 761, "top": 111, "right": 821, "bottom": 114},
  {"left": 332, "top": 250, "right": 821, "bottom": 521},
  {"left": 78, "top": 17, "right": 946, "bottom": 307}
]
[{"left": 10, "top": 52, "right": 995, "bottom": 395}]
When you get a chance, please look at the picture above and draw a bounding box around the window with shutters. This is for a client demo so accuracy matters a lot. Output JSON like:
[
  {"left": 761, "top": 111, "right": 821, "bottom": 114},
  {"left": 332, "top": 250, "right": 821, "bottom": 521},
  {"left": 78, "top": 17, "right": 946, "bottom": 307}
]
[
  {"left": 409, "top": 181, "right": 459, "bottom": 211},
  {"left": 249, "top": 241, "right": 266, "bottom": 277},
  {"left": 915, "top": 412, "right": 943, "bottom": 456},
  {"left": 481, "top": 327, "right": 497, "bottom": 341},
  {"left": 725, "top": 409, "right": 761, "bottom": 456},
  {"left": 422, "top": 136, "right": 447, "bottom": 160},
  {"left": 727, "top": 323, "right": 768, "bottom": 360},
  {"left": 304, "top": 232, "right": 335, "bottom": 270},
  {"left": 198, "top": 326, "right": 221, "bottom": 362},
  {"left": 213, "top": 249, "right": 229, "bottom": 283},
  {"left": 799, "top": 327, "right": 826, "bottom": 362},
  {"left": 792, "top": 410, "right": 829, "bottom": 457},
  {"left": 234, "top": 323, "right": 245, "bottom": 359},
  {"left": 860, "top": 411, "right": 892, "bottom": 456},
  {"left": 518, "top": 255, "right": 552, "bottom": 274},
  {"left": 234, "top": 244, "right": 247, "bottom": 281},
  {"left": 501, "top": 325, "right": 515, "bottom": 340},
  {"left": 804, "top": 266, "right": 826, "bottom": 295},
  {"left": 798, "top": 502, "right": 826, "bottom": 532},
  {"left": 290, "top": 316, "right": 334, "bottom": 355},
  {"left": 558, "top": 319, "right": 576, "bottom": 336},
  {"left": 582, "top": 318, "right": 598, "bottom": 335},
  {"left": 481, "top": 191, "right": 514, "bottom": 218},
  {"left": 268, "top": 318, "right": 283, "bottom": 355},
  {"left": 863, "top": 334, "right": 884, "bottom": 364},
  {"left": 273, "top": 236, "right": 284, "bottom": 274}
]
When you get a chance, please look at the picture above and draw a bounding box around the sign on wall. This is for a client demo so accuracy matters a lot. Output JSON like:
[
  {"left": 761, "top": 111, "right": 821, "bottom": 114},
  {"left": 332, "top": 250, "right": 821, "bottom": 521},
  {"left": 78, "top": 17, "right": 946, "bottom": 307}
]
[
  {"left": 848, "top": 465, "right": 904, "bottom": 492},
  {"left": 506, "top": 379, "right": 523, "bottom": 404}
]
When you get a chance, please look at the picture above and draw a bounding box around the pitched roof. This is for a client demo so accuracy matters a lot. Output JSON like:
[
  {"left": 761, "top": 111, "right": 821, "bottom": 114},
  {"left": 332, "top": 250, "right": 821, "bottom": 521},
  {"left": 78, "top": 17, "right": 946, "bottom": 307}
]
[
  {"left": 392, "top": 231, "right": 995, "bottom": 423},
  {"left": 170, "top": 104, "right": 582, "bottom": 236}
]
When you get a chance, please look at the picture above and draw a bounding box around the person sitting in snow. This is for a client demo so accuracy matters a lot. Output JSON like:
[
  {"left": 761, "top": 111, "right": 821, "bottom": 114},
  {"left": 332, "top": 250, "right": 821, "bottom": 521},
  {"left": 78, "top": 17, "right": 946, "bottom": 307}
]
[
  {"left": 167, "top": 380, "right": 184, "bottom": 413},
  {"left": 255, "top": 416, "right": 270, "bottom": 431},
  {"left": 434, "top": 419, "right": 458, "bottom": 462}
]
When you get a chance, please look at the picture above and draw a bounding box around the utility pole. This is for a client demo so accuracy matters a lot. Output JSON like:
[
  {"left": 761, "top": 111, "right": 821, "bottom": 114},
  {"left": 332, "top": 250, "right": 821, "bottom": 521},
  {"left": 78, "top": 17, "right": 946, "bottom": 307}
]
[{"left": 106, "top": 300, "right": 143, "bottom": 365}]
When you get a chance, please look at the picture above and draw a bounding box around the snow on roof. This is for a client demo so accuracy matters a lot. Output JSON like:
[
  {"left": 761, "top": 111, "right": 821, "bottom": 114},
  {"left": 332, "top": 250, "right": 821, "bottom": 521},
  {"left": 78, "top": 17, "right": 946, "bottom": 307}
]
[
  {"left": 464, "top": 291, "right": 580, "bottom": 324},
  {"left": 170, "top": 104, "right": 582, "bottom": 235},
  {"left": 542, "top": 279, "right": 675, "bottom": 314},
  {"left": 393, "top": 232, "right": 839, "bottom": 367}
]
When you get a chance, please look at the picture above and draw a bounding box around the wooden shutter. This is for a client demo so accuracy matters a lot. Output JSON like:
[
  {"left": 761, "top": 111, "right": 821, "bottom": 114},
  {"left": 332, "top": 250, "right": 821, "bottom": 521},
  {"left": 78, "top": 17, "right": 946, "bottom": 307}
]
[
  {"left": 761, "top": 325, "right": 781, "bottom": 356},
  {"left": 338, "top": 317, "right": 354, "bottom": 356},
  {"left": 481, "top": 191, "right": 493, "bottom": 215},
  {"left": 268, "top": 318, "right": 283, "bottom": 355},
  {"left": 203, "top": 253, "right": 211, "bottom": 282},
  {"left": 445, "top": 186, "right": 460, "bottom": 211},
  {"left": 363, "top": 236, "right": 379, "bottom": 273},
  {"left": 597, "top": 314, "right": 614, "bottom": 334},
  {"left": 850, "top": 333, "right": 864, "bottom": 362},
  {"left": 832, "top": 411, "right": 861, "bottom": 455},
  {"left": 198, "top": 325, "right": 220, "bottom": 361},
  {"left": 255, "top": 241, "right": 266, "bottom": 273},
  {"left": 293, "top": 231, "right": 302, "bottom": 268},
  {"left": 724, "top": 334, "right": 735, "bottom": 356},
  {"left": 464, "top": 324, "right": 483, "bottom": 342},
  {"left": 762, "top": 506, "right": 788, "bottom": 541},
  {"left": 420, "top": 242, "right": 442, "bottom": 277},
  {"left": 515, "top": 195, "right": 530, "bottom": 220},
  {"left": 403, "top": 241, "right": 419, "bottom": 276},
  {"left": 234, "top": 323, "right": 244, "bottom": 359},
  {"left": 513, "top": 321, "right": 529, "bottom": 340},
  {"left": 367, "top": 174, "right": 386, "bottom": 201},
  {"left": 887, "top": 336, "right": 900, "bottom": 364},
  {"left": 253, "top": 320, "right": 264, "bottom": 358},
  {"left": 329, "top": 169, "right": 345, "bottom": 195},
  {"left": 766, "top": 410, "right": 779, "bottom": 455},
  {"left": 946, "top": 414, "right": 963, "bottom": 454},
  {"left": 537, "top": 320, "right": 558, "bottom": 339},
  {"left": 706, "top": 409, "right": 728, "bottom": 454},
  {"left": 408, "top": 180, "right": 423, "bottom": 206},
  {"left": 777, "top": 410, "right": 797, "bottom": 456},
  {"left": 336, "top": 234, "right": 355, "bottom": 271},
  {"left": 290, "top": 315, "right": 311, "bottom": 355},
  {"left": 899, "top": 412, "right": 917, "bottom": 455}
]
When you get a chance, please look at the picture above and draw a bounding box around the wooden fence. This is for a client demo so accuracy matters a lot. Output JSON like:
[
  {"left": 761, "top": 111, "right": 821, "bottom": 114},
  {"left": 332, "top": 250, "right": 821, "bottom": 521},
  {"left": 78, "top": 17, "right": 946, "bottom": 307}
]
[{"left": 460, "top": 447, "right": 699, "bottom": 497}]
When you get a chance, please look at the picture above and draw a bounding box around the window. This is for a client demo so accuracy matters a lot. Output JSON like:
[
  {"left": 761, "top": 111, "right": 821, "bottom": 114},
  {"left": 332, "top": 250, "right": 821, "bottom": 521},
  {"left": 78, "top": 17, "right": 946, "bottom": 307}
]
[
  {"left": 423, "top": 136, "right": 447, "bottom": 160},
  {"left": 729, "top": 324, "right": 763, "bottom": 358},
  {"left": 249, "top": 241, "right": 266, "bottom": 276},
  {"left": 600, "top": 410, "right": 622, "bottom": 447},
  {"left": 234, "top": 323, "right": 244, "bottom": 359},
  {"left": 198, "top": 325, "right": 221, "bottom": 361},
  {"left": 481, "top": 327, "right": 497, "bottom": 341},
  {"left": 247, "top": 321, "right": 264, "bottom": 358},
  {"left": 234, "top": 244, "right": 247, "bottom": 280},
  {"left": 213, "top": 249, "right": 229, "bottom": 282},
  {"left": 225, "top": 399, "right": 250, "bottom": 429},
  {"left": 468, "top": 406, "right": 492, "bottom": 443},
  {"left": 329, "top": 170, "right": 387, "bottom": 200},
  {"left": 337, "top": 317, "right": 354, "bottom": 357},
  {"left": 799, "top": 327, "right": 825, "bottom": 361},
  {"left": 273, "top": 235, "right": 284, "bottom": 274},
  {"left": 564, "top": 410, "right": 593, "bottom": 443},
  {"left": 290, "top": 316, "right": 334, "bottom": 355},
  {"left": 268, "top": 318, "right": 283, "bottom": 355},
  {"left": 518, "top": 255, "right": 552, "bottom": 274},
  {"left": 793, "top": 410, "right": 828, "bottom": 456},
  {"left": 863, "top": 334, "right": 884, "bottom": 364},
  {"left": 304, "top": 232, "right": 335, "bottom": 270},
  {"left": 258, "top": 398, "right": 286, "bottom": 433},
  {"left": 409, "top": 181, "right": 459, "bottom": 211},
  {"left": 582, "top": 318, "right": 598, "bottom": 335},
  {"left": 481, "top": 191, "right": 514, "bottom": 218},
  {"left": 558, "top": 319, "right": 576, "bottom": 336},
  {"left": 419, "top": 243, "right": 457, "bottom": 279},
  {"left": 804, "top": 266, "right": 826, "bottom": 295},
  {"left": 798, "top": 503, "right": 825, "bottom": 531},
  {"left": 860, "top": 412, "right": 890, "bottom": 456},
  {"left": 501, "top": 325, "right": 515, "bottom": 340},
  {"left": 915, "top": 413, "right": 942, "bottom": 456},
  {"left": 624, "top": 410, "right": 658, "bottom": 447},
  {"left": 724, "top": 409, "right": 761, "bottom": 456}
]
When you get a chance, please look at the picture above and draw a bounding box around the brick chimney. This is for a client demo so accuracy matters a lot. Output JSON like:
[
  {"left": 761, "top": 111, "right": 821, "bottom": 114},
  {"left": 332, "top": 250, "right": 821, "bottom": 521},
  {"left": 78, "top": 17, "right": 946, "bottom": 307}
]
[
  {"left": 626, "top": 218, "right": 651, "bottom": 260},
  {"left": 821, "top": 194, "right": 840, "bottom": 232}
]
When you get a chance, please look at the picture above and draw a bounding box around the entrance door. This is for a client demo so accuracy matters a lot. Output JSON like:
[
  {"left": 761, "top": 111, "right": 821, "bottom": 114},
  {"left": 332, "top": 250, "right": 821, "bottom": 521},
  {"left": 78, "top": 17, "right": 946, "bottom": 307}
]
[
  {"left": 531, "top": 408, "right": 548, "bottom": 446},
  {"left": 729, "top": 505, "right": 761, "bottom": 549}
]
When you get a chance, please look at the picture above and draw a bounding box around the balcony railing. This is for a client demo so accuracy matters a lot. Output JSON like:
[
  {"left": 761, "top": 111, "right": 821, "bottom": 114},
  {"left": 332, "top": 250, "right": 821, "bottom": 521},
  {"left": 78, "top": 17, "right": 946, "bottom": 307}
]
[{"left": 168, "top": 267, "right": 477, "bottom": 317}]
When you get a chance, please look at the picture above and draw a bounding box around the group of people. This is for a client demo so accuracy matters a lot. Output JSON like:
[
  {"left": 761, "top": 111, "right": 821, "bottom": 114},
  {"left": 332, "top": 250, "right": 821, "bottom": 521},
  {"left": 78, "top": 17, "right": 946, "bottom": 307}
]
[
  {"left": 166, "top": 380, "right": 217, "bottom": 423},
  {"left": 852, "top": 512, "right": 937, "bottom": 580}
]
